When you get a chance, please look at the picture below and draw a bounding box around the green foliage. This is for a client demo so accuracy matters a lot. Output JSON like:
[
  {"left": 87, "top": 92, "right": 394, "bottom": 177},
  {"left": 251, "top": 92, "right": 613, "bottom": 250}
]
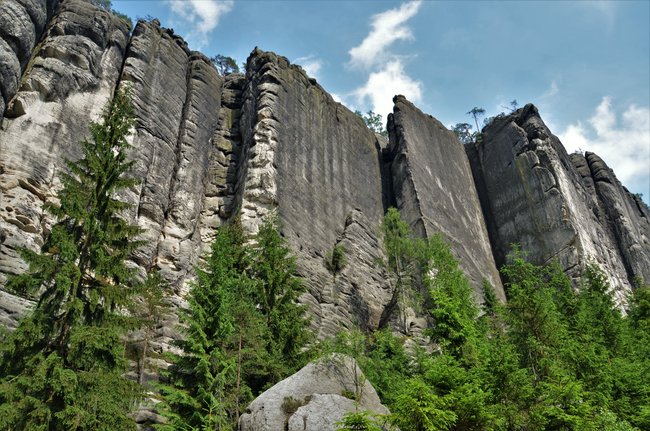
[
  {"left": 281, "top": 396, "right": 305, "bottom": 414},
  {"left": 0, "top": 87, "right": 141, "bottom": 430},
  {"left": 131, "top": 271, "right": 171, "bottom": 385},
  {"left": 390, "top": 378, "right": 457, "bottom": 431},
  {"left": 451, "top": 122, "right": 474, "bottom": 145},
  {"left": 156, "top": 222, "right": 264, "bottom": 430},
  {"left": 157, "top": 217, "right": 311, "bottom": 430},
  {"left": 355, "top": 110, "right": 388, "bottom": 137},
  {"left": 251, "top": 216, "right": 312, "bottom": 378},
  {"left": 326, "top": 212, "right": 649, "bottom": 431},
  {"left": 326, "top": 244, "right": 347, "bottom": 274},
  {"left": 211, "top": 54, "right": 240, "bottom": 75},
  {"left": 89, "top": 0, "right": 133, "bottom": 28},
  {"left": 422, "top": 234, "right": 480, "bottom": 361},
  {"left": 90, "top": 0, "right": 112, "bottom": 9},
  {"left": 381, "top": 207, "right": 424, "bottom": 333},
  {"left": 336, "top": 410, "right": 383, "bottom": 431}
]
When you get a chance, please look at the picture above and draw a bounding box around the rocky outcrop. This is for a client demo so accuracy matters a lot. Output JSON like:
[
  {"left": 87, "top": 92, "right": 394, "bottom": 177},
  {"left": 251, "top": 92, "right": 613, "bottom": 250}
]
[
  {"left": 239, "top": 354, "right": 389, "bottom": 431},
  {"left": 0, "top": 0, "right": 130, "bottom": 327},
  {"left": 2, "top": 0, "right": 648, "bottom": 344},
  {"left": 467, "top": 104, "right": 642, "bottom": 303},
  {"left": 571, "top": 152, "right": 650, "bottom": 284},
  {"left": 387, "top": 96, "right": 505, "bottom": 302},
  {"left": 237, "top": 50, "right": 393, "bottom": 338},
  {"left": 117, "top": 19, "right": 224, "bottom": 289},
  {"left": 0, "top": 0, "right": 59, "bottom": 117}
]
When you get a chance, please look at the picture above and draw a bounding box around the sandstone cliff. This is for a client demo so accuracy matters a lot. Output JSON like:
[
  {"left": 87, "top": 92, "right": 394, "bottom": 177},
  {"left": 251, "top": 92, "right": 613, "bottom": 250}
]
[
  {"left": 466, "top": 104, "right": 649, "bottom": 304},
  {"left": 1, "top": 0, "right": 649, "bottom": 341},
  {"left": 387, "top": 96, "right": 505, "bottom": 303},
  {"left": 0, "top": 0, "right": 130, "bottom": 327}
]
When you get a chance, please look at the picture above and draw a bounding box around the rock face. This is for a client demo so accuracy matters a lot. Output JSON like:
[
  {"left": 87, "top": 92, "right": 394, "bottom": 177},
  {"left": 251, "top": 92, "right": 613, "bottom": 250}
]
[
  {"left": 239, "top": 354, "right": 390, "bottom": 431},
  {"left": 117, "top": 19, "right": 224, "bottom": 290},
  {"left": 237, "top": 49, "right": 392, "bottom": 338},
  {"left": 467, "top": 104, "right": 648, "bottom": 303},
  {"left": 572, "top": 152, "right": 650, "bottom": 284},
  {"left": 387, "top": 96, "right": 505, "bottom": 302},
  {"left": 0, "top": 0, "right": 59, "bottom": 118},
  {"left": 1, "top": 0, "right": 649, "bottom": 355},
  {"left": 0, "top": 0, "right": 130, "bottom": 327}
]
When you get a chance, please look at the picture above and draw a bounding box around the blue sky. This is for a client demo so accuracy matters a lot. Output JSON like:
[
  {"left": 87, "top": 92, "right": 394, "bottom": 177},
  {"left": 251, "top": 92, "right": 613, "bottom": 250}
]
[{"left": 113, "top": 0, "right": 650, "bottom": 202}]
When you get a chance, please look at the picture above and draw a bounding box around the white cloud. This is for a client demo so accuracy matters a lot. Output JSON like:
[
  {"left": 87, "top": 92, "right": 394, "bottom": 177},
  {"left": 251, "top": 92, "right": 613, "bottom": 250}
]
[
  {"left": 294, "top": 55, "right": 322, "bottom": 80},
  {"left": 347, "top": 1, "right": 424, "bottom": 120},
  {"left": 542, "top": 80, "right": 559, "bottom": 98},
  {"left": 169, "top": 0, "right": 233, "bottom": 47},
  {"left": 353, "top": 60, "right": 422, "bottom": 120},
  {"left": 330, "top": 92, "right": 344, "bottom": 104},
  {"left": 559, "top": 97, "right": 650, "bottom": 196},
  {"left": 348, "top": 0, "right": 422, "bottom": 69}
]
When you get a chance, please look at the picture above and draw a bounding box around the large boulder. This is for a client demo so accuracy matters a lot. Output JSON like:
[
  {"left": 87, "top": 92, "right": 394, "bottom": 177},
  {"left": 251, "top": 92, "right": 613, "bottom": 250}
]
[{"left": 239, "top": 354, "right": 389, "bottom": 431}]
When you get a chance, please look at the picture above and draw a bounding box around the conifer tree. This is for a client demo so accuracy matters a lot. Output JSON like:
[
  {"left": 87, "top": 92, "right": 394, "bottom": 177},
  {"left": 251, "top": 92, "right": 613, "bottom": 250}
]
[
  {"left": 0, "top": 87, "right": 141, "bottom": 430},
  {"left": 250, "top": 216, "right": 311, "bottom": 383},
  {"left": 156, "top": 222, "right": 263, "bottom": 430}
]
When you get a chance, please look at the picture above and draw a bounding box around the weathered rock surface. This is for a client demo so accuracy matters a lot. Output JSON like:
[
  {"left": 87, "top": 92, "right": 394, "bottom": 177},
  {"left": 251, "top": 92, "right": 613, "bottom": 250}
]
[
  {"left": 572, "top": 152, "right": 650, "bottom": 284},
  {"left": 0, "top": 0, "right": 59, "bottom": 117},
  {"left": 467, "top": 104, "right": 642, "bottom": 303},
  {"left": 2, "top": 0, "right": 649, "bottom": 364},
  {"left": 387, "top": 96, "right": 505, "bottom": 302},
  {"left": 118, "top": 19, "right": 224, "bottom": 289},
  {"left": 237, "top": 50, "right": 393, "bottom": 338},
  {"left": 0, "top": 0, "right": 130, "bottom": 328},
  {"left": 239, "top": 354, "right": 389, "bottom": 431}
]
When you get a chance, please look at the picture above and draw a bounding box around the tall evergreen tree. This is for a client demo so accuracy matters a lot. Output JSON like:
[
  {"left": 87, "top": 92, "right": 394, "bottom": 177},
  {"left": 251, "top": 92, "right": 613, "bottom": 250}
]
[
  {"left": 250, "top": 216, "right": 311, "bottom": 382},
  {"left": 157, "top": 217, "right": 310, "bottom": 430},
  {"left": 0, "top": 87, "right": 142, "bottom": 430},
  {"left": 156, "top": 222, "right": 263, "bottom": 430}
]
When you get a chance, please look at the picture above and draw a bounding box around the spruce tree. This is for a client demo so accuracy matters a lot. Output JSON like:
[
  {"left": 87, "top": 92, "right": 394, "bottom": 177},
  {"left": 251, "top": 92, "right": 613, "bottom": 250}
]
[
  {"left": 250, "top": 216, "right": 311, "bottom": 384},
  {"left": 156, "top": 222, "right": 271, "bottom": 430},
  {"left": 0, "top": 87, "right": 141, "bottom": 430}
]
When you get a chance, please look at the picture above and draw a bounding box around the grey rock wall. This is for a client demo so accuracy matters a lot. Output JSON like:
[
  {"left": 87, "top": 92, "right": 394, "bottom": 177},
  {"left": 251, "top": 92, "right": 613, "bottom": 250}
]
[
  {"left": 0, "top": 0, "right": 130, "bottom": 327},
  {"left": 468, "top": 104, "right": 641, "bottom": 303},
  {"left": 1, "top": 0, "right": 648, "bottom": 349},
  {"left": 237, "top": 50, "right": 393, "bottom": 338},
  {"left": 118, "top": 19, "right": 224, "bottom": 289},
  {"left": 387, "top": 96, "right": 505, "bottom": 302},
  {"left": 0, "top": 0, "right": 59, "bottom": 117},
  {"left": 572, "top": 152, "right": 650, "bottom": 284}
]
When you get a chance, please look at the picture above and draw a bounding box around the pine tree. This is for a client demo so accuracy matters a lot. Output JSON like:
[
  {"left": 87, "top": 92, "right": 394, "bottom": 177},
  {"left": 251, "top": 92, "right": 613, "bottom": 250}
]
[
  {"left": 156, "top": 222, "right": 263, "bottom": 430},
  {"left": 0, "top": 87, "right": 142, "bottom": 430},
  {"left": 250, "top": 215, "right": 311, "bottom": 383}
]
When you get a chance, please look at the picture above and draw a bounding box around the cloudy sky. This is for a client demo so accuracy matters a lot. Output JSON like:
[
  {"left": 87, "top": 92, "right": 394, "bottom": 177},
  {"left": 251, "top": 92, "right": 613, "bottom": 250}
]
[{"left": 113, "top": 0, "right": 649, "bottom": 203}]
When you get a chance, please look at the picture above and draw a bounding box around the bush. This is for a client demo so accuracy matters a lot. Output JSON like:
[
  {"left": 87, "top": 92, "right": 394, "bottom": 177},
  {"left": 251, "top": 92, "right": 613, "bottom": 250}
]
[{"left": 326, "top": 245, "right": 347, "bottom": 274}]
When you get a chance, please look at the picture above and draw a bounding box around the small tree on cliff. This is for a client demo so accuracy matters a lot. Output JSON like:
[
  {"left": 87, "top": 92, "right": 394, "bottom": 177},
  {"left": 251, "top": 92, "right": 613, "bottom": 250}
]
[
  {"left": 451, "top": 122, "right": 474, "bottom": 145},
  {"left": 466, "top": 107, "right": 486, "bottom": 134},
  {"left": 355, "top": 110, "right": 388, "bottom": 137},
  {"left": 0, "top": 87, "right": 142, "bottom": 430},
  {"left": 211, "top": 54, "right": 240, "bottom": 75}
]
